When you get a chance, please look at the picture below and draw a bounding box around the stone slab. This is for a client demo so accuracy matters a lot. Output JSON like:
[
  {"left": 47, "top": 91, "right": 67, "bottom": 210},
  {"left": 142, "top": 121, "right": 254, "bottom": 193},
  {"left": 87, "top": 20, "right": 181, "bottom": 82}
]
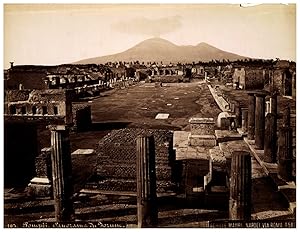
[
  {"left": 189, "top": 117, "right": 214, "bottom": 124},
  {"left": 30, "top": 177, "right": 51, "bottom": 184},
  {"left": 175, "top": 146, "right": 209, "bottom": 161},
  {"left": 155, "top": 113, "right": 169, "bottom": 119},
  {"left": 215, "top": 129, "right": 243, "bottom": 143},
  {"left": 188, "top": 134, "right": 216, "bottom": 147},
  {"left": 71, "top": 149, "right": 95, "bottom": 155},
  {"left": 41, "top": 147, "right": 52, "bottom": 153}
]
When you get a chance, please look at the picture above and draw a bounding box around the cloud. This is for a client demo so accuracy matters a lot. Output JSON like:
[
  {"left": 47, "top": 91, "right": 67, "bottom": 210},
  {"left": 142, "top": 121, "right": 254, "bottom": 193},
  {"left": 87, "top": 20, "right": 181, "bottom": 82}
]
[{"left": 112, "top": 15, "right": 182, "bottom": 37}]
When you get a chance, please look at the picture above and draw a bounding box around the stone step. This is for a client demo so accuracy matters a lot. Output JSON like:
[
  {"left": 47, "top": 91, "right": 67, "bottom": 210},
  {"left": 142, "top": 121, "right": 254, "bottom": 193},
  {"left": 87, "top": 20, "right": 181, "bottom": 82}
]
[{"left": 215, "top": 130, "right": 243, "bottom": 143}]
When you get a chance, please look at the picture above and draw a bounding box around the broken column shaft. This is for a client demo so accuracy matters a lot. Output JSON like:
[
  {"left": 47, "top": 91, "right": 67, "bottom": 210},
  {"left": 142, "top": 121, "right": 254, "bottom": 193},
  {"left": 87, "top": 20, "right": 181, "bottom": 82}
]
[
  {"left": 255, "top": 93, "right": 266, "bottom": 149},
  {"left": 49, "top": 125, "right": 74, "bottom": 222},
  {"left": 229, "top": 151, "right": 252, "bottom": 220},
  {"left": 247, "top": 93, "right": 256, "bottom": 140},
  {"left": 264, "top": 113, "right": 277, "bottom": 163},
  {"left": 136, "top": 135, "right": 158, "bottom": 228}
]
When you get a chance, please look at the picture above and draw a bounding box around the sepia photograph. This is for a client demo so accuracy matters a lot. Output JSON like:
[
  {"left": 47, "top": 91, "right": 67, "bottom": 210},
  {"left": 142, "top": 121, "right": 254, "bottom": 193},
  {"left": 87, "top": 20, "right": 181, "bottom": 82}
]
[{"left": 2, "top": 1, "right": 297, "bottom": 228}]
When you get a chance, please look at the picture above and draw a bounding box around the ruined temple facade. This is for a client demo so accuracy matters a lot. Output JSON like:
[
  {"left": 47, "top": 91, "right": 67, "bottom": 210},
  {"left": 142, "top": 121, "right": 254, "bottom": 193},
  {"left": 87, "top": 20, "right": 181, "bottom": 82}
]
[
  {"left": 4, "top": 89, "right": 73, "bottom": 187},
  {"left": 5, "top": 89, "right": 73, "bottom": 124},
  {"left": 232, "top": 67, "right": 271, "bottom": 90},
  {"left": 272, "top": 60, "right": 296, "bottom": 96}
]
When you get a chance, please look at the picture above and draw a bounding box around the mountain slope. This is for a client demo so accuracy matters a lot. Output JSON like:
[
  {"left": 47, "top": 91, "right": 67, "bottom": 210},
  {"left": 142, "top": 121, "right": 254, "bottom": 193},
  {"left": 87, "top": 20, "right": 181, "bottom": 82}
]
[{"left": 74, "top": 37, "right": 249, "bottom": 64}]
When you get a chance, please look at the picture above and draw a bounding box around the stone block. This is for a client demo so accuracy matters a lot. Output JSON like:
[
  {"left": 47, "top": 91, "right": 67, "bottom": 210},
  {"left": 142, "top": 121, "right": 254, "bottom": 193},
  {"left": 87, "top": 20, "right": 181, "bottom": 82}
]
[
  {"left": 188, "top": 134, "right": 216, "bottom": 147},
  {"left": 35, "top": 147, "right": 51, "bottom": 178},
  {"left": 209, "top": 147, "right": 227, "bottom": 172},
  {"left": 71, "top": 149, "right": 95, "bottom": 156},
  {"left": 215, "top": 130, "right": 243, "bottom": 143},
  {"left": 27, "top": 177, "right": 52, "bottom": 197},
  {"left": 189, "top": 117, "right": 215, "bottom": 135}
]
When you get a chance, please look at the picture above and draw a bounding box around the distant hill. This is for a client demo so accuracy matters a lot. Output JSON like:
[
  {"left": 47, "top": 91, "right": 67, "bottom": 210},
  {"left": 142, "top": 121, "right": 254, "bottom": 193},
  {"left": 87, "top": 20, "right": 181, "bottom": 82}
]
[{"left": 74, "top": 37, "right": 249, "bottom": 64}]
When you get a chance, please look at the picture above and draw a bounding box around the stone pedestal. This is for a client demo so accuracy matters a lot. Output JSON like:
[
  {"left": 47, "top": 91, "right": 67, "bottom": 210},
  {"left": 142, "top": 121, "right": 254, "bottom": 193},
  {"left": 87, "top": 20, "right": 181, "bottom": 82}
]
[
  {"left": 28, "top": 177, "right": 52, "bottom": 197},
  {"left": 188, "top": 118, "right": 216, "bottom": 147},
  {"left": 255, "top": 93, "right": 266, "bottom": 149},
  {"left": 189, "top": 118, "right": 215, "bottom": 135},
  {"left": 49, "top": 125, "right": 74, "bottom": 222},
  {"left": 247, "top": 93, "right": 256, "bottom": 140},
  {"left": 27, "top": 147, "right": 52, "bottom": 197}
]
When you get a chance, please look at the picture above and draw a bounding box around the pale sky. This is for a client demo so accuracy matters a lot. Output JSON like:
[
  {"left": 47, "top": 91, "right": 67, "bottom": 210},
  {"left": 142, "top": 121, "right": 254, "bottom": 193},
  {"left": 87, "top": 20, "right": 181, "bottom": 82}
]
[{"left": 4, "top": 4, "right": 296, "bottom": 68}]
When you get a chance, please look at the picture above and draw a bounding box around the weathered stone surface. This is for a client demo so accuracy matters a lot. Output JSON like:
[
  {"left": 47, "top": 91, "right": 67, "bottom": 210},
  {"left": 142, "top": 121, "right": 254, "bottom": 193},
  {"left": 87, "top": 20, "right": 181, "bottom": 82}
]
[
  {"left": 35, "top": 148, "right": 52, "bottom": 178},
  {"left": 27, "top": 183, "right": 52, "bottom": 197},
  {"left": 189, "top": 117, "right": 215, "bottom": 135},
  {"left": 215, "top": 130, "right": 243, "bottom": 143},
  {"left": 188, "top": 134, "right": 216, "bottom": 147},
  {"left": 27, "top": 177, "right": 52, "bottom": 197},
  {"left": 173, "top": 131, "right": 189, "bottom": 149},
  {"left": 209, "top": 147, "right": 227, "bottom": 172},
  {"left": 175, "top": 146, "right": 209, "bottom": 160}
]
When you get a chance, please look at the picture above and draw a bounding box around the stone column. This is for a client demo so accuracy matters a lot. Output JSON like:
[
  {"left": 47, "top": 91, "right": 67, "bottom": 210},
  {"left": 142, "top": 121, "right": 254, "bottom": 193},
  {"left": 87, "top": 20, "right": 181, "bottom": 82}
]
[
  {"left": 270, "top": 92, "right": 277, "bottom": 116},
  {"left": 255, "top": 93, "right": 266, "bottom": 149},
  {"left": 277, "top": 126, "right": 293, "bottom": 181},
  {"left": 49, "top": 125, "right": 74, "bottom": 222},
  {"left": 277, "top": 107, "right": 293, "bottom": 181},
  {"left": 229, "top": 151, "right": 252, "bottom": 220},
  {"left": 136, "top": 136, "right": 158, "bottom": 228},
  {"left": 247, "top": 93, "right": 256, "bottom": 140},
  {"left": 264, "top": 113, "right": 277, "bottom": 163},
  {"left": 241, "top": 108, "right": 248, "bottom": 132}
]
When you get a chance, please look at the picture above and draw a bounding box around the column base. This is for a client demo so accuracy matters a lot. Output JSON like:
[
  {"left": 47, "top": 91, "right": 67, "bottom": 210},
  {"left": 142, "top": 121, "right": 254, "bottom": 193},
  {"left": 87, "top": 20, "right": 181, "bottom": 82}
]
[{"left": 27, "top": 177, "right": 52, "bottom": 197}]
